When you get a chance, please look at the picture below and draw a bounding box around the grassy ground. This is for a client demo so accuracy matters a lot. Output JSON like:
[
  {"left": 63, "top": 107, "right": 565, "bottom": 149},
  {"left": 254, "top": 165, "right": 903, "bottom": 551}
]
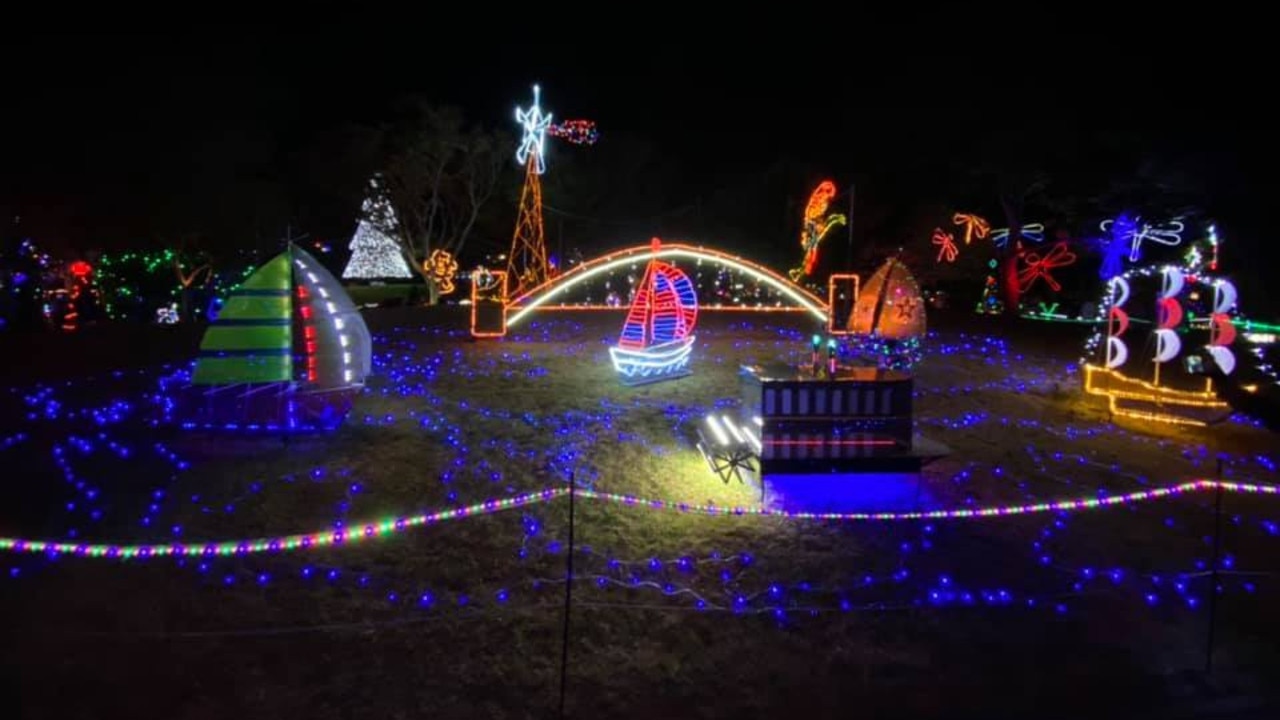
[{"left": 2, "top": 309, "right": 1279, "bottom": 719}]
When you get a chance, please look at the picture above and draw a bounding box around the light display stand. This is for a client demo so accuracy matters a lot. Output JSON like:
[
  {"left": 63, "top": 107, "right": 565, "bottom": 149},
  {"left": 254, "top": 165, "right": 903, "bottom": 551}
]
[
  {"left": 470, "top": 270, "right": 508, "bottom": 338},
  {"left": 826, "top": 273, "right": 860, "bottom": 336},
  {"left": 697, "top": 361, "right": 950, "bottom": 506}
]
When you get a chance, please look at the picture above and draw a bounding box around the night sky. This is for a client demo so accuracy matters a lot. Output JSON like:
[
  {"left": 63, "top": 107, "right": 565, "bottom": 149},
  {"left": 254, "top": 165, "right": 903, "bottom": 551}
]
[{"left": 1, "top": 23, "right": 1271, "bottom": 293}]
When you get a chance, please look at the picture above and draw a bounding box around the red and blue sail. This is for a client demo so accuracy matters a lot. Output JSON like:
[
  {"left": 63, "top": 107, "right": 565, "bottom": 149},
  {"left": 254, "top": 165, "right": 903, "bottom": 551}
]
[{"left": 610, "top": 239, "right": 697, "bottom": 383}]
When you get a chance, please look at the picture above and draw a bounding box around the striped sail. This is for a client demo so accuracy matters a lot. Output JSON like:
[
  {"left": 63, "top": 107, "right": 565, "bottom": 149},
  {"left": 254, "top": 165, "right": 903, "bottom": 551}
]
[
  {"left": 617, "top": 259, "right": 696, "bottom": 349},
  {"left": 191, "top": 253, "right": 293, "bottom": 385}
]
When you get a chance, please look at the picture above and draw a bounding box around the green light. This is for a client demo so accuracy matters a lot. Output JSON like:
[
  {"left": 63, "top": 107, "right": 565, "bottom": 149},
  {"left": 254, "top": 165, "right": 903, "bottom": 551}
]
[
  {"left": 811, "top": 334, "right": 821, "bottom": 348},
  {"left": 1242, "top": 318, "right": 1280, "bottom": 333}
]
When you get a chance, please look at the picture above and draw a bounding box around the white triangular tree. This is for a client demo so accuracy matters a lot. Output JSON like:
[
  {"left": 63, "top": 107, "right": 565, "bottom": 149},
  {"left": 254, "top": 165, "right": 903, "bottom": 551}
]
[{"left": 342, "top": 176, "right": 414, "bottom": 280}]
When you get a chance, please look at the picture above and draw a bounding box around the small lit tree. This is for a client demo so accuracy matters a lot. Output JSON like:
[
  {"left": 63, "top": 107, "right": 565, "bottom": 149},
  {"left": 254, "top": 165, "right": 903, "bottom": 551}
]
[{"left": 342, "top": 176, "right": 415, "bottom": 280}]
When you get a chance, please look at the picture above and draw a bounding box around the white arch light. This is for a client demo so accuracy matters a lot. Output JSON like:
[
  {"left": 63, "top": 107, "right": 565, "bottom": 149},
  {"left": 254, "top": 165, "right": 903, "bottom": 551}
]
[{"left": 506, "top": 245, "right": 829, "bottom": 328}]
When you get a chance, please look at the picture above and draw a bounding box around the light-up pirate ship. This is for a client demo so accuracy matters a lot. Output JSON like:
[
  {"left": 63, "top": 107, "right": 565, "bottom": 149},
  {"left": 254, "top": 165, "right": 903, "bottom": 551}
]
[
  {"left": 1082, "top": 265, "right": 1238, "bottom": 427},
  {"left": 697, "top": 256, "right": 947, "bottom": 506},
  {"left": 163, "top": 244, "right": 372, "bottom": 432},
  {"left": 608, "top": 238, "right": 698, "bottom": 385}
]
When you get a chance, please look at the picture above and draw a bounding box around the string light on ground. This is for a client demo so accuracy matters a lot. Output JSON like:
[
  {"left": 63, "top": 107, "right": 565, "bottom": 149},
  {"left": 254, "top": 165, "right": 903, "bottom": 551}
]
[
  {"left": 2, "top": 480, "right": 1276, "bottom": 561},
  {"left": 5, "top": 319, "right": 1277, "bottom": 648}
]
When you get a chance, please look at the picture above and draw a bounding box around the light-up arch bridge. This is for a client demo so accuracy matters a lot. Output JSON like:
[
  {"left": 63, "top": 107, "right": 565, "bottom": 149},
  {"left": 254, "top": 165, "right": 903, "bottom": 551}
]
[{"left": 470, "top": 242, "right": 859, "bottom": 337}]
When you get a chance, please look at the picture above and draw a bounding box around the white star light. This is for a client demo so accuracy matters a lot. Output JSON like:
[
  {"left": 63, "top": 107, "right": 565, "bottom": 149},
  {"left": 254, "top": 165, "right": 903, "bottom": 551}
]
[{"left": 515, "top": 84, "right": 553, "bottom": 175}]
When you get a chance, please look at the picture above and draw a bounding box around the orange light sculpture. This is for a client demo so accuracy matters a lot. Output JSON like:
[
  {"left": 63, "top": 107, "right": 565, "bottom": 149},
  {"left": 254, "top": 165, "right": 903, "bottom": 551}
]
[
  {"left": 509, "top": 242, "right": 829, "bottom": 322},
  {"left": 474, "top": 233, "right": 845, "bottom": 337},
  {"left": 789, "top": 180, "right": 847, "bottom": 281},
  {"left": 470, "top": 269, "right": 508, "bottom": 338},
  {"left": 508, "top": 148, "right": 549, "bottom": 299},
  {"left": 951, "top": 213, "right": 991, "bottom": 245},
  {"left": 931, "top": 228, "right": 958, "bottom": 263},
  {"left": 507, "top": 85, "right": 554, "bottom": 300},
  {"left": 425, "top": 249, "right": 459, "bottom": 295}
]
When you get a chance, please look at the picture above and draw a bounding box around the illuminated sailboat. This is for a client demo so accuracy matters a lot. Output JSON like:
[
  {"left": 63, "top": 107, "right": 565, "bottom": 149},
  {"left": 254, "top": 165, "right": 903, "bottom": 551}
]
[
  {"left": 849, "top": 257, "right": 926, "bottom": 339},
  {"left": 1083, "top": 266, "right": 1236, "bottom": 426},
  {"left": 608, "top": 238, "right": 698, "bottom": 385},
  {"left": 167, "top": 244, "right": 372, "bottom": 432},
  {"left": 846, "top": 257, "right": 927, "bottom": 370}
]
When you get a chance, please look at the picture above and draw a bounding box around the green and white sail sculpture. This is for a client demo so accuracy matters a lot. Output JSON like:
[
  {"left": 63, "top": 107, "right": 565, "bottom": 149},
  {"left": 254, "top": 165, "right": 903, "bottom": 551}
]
[
  {"left": 178, "top": 244, "right": 371, "bottom": 431},
  {"left": 193, "top": 251, "right": 295, "bottom": 385}
]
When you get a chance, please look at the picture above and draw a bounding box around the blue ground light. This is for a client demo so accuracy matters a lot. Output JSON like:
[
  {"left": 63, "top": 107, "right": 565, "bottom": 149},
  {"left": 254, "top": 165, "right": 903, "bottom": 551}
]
[{"left": 0, "top": 318, "right": 1277, "bottom": 625}]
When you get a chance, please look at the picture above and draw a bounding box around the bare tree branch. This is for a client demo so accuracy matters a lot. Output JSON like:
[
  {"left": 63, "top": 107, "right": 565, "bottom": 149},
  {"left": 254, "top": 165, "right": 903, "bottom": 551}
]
[{"left": 370, "top": 102, "right": 507, "bottom": 304}]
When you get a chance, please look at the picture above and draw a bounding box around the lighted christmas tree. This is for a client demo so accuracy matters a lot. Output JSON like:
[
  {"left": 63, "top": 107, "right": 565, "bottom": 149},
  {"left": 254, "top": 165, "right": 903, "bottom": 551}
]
[
  {"left": 342, "top": 177, "right": 413, "bottom": 280},
  {"left": 975, "top": 259, "right": 1004, "bottom": 314}
]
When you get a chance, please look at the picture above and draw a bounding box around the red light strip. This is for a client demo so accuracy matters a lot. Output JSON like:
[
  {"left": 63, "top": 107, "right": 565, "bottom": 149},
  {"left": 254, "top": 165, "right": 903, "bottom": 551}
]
[
  {"left": 296, "top": 284, "right": 317, "bottom": 381},
  {"left": 763, "top": 439, "right": 896, "bottom": 446}
]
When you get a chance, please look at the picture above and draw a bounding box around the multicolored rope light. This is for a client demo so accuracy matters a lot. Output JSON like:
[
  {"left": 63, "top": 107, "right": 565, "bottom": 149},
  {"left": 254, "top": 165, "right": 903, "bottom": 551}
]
[{"left": 1, "top": 480, "right": 1274, "bottom": 562}]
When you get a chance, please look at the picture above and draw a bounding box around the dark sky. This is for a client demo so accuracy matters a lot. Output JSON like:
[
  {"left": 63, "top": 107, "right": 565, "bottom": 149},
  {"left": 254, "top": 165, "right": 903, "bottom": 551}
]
[{"left": 0, "top": 22, "right": 1271, "bottom": 261}]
